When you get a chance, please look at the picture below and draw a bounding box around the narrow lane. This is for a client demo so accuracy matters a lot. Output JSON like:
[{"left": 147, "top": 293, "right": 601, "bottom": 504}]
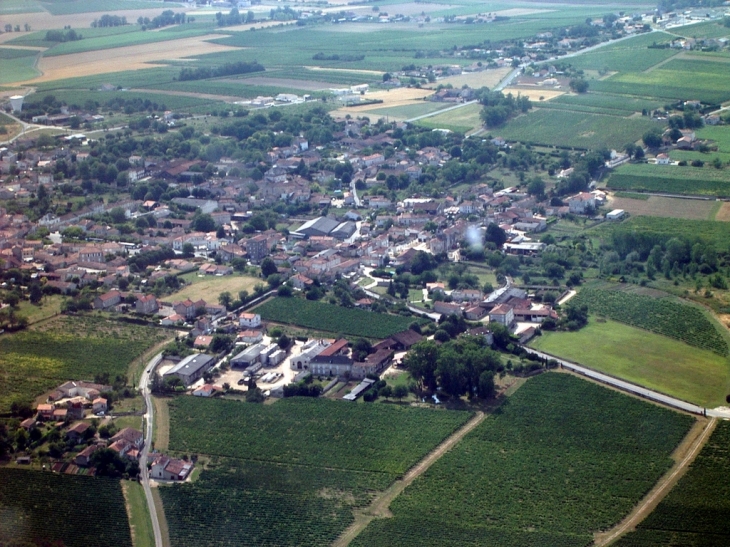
[{"left": 139, "top": 353, "right": 164, "bottom": 547}]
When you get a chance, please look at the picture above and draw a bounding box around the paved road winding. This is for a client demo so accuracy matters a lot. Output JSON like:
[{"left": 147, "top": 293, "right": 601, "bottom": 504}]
[{"left": 139, "top": 353, "right": 164, "bottom": 547}]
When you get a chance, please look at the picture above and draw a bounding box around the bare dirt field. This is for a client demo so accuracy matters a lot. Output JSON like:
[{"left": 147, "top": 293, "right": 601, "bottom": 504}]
[
  {"left": 330, "top": 87, "right": 434, "bottom": 119},
  {"left": 714, "top": 201, "right": 730, "bottom": 221},
  {"left": 222, "top": 76, "right": 335, "bottom": 91},
  {"left": 609, "top": 195, "right": 717, "bottom": 220},
  {"left": 1, "top": 8, "right": 195, "bottom": 31},
  {"left": 425, "top": 67, "right": 511, "bottom": 90},
  {"left": 25, "top": 34, "right": 238, "bottom": 83},
  {"left": 501, "top": 86, "right": 566, "bottom": 101}
]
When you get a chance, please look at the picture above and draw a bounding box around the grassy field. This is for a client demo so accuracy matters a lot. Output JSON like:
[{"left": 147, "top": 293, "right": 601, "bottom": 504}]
[
  {"left": 605, "top": 215, "right": 730, "bottom": 250},
  {"left": 123, "top": 481, "right": 154, "bottom": 547},
  {"left": 160, "top": 397, "right": 471, "bottom": 546},
  {"left": 553, "top": 92, "right": 663, "bottom": 114},
  {"left": 350, "top": 372, "right": 693, "bottom": 547},
  {"left": 530, "top": 318, "right": 730, "bottom": 407},
  {"left": 416, "top": 102, "right": 482, "bottom": 133},
  {"left": 13, "top": 293, "right": 63, "bottom": 324},
  {"left": 167, "top": 273, "right": 260, "bottom": 303},
  {"left": 497, "top": 108, "right": 659, "bottom": 150},
  {"left": 0, "top": 468, "right": 132, "bottom": 547},
  {"left": 0, "top": 54, "right": 40, "bottom": 84},
  {"left": 0, "top": 315, "right": 168, "bottom": 412},
  {"left": 571, "top": 287, "right": 728, "bottom": 355},
  {"left": 363, "top": 101, "right": 450, "bottom": 120},
  {"left": 608, "top": 163, "right": 730, "bottom": 197},
  {"left": 41, "top": 0, "right": 176, "bottom": 15},
  {"left": 614, "top": 420, "right": 730, "bottom": 547},
  {"left": 254, "top": 297, "right": 422, "bottom": 338},
  {"left": 0, "top": 0, "right": 44, "bottom": 14}
]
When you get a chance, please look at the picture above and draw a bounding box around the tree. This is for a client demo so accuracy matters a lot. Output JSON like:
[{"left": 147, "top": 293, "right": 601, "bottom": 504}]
[
  {"left": 218, "top": 291, "right": 233, "bottom": 309},
  {"left": 643, "top": 130, "right": 662, "bottom": 149},
  {"left": 569, "top": 79, "right": 589, "bottom": 93},
  {"left": 485, "top": 223, "right": 507, "bottom": 248},
  {"left": 29, "top": 284, "right": 43, "bottom": 305},
  {"left": 526, "top": 177, "right": 545, "bottom": 199},
  {"left": 478, "top": 370, "right": 495, "bottom": 399},
  {"left": 278, "top": 334, "right": 290, "bottom": 349},
  {"left": 393, "top": 384, "right": 408, "bottom": 401},
  {"left": 260, "top": 257, "right": 277, "bottom": 277},
  {"left": 404, "top": 340, "right": 439, "bottom": 392},
  {"left": 182, "top": 243, "right": 195, "bottom": 257},
  {"left": 192, "top": 213, "right": 215, "bottom": 232},
  {"left": 109, "top": 207, "right": 126, "bottom": 223}
]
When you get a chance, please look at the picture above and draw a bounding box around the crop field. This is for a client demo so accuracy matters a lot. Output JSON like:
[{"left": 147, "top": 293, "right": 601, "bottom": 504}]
[
  {"left": 254, "top": 297, "right": 421, "bottom": 338},
  {"left": 33, "top": 66, "right": 180, "bottom": 92},
  {"left": 0, "top": 315, "right": 167, "bottom": 412},
  {"left": 25, "top": 34, "right": 238, "bottom": 84},
  {"left": 609, "top": 194, "right": 717, "bottom": 220},
  {"left": 0, "top": 54, "right": 40, "bottom": 84},
  {"left": 0, "top": 0, "right": 44, "bottom": 14},
  {"left": 350, "top": 373, "right": 694, "bottom": 547},
  {"left": 168, "top": 397, "right": 471, "bottom": 475},
  {"left": 41, "top": 0, "right": 176, "bottom": 15},
  {"left": 43, "top": 25, "right": 213, "bottom": 57},
  {"left": 161, "top": 397, "right": 471, "bottom": 546},
  {"left": 0, "top": 468, "right": 132, "bottom": 547},
  {"left": 496, "top": 109, "right": 659, "bottom": 150},
  {"left": 531, "top": 318, "right": 730, "bottom": 407},
  {"left": 535, "top": 100, "right": 634, "bottom": 117},
  {"left": 614, "top": 420, "right": 730, "bottom": 547},
  {"left": 30, "top": 88, "right": 219, "bottom": 110},
  {"left": 566, "top": 33, "right": 678, "bottom": 73},
  {"left": 670, "top": 19, "right": 730, "bottom": 40},
  {"left": 416, "top": 102, "right": 482, "bottom": 133},
  {"left": 169, "top": 273, "right": 260, "bottom": 303},
  {"left": 607, "top": 163, "right": 730, "bottom": 197},
  {"left": 552, "top": 92, "right": 663, "bottom": 114},
  {"left": 571, "top": 288, "right": 728, "bottom": 355},
  {"left": 363, "top": 101, "right": 450, "bottom": 120}
]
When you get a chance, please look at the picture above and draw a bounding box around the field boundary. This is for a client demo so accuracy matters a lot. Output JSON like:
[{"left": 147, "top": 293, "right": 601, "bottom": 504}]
[
  {"left": 332, "top": 410, "right": 486, "bottom": 547},
  {"left": 596, "top": 417, "right": 717, "bottom": 546}
]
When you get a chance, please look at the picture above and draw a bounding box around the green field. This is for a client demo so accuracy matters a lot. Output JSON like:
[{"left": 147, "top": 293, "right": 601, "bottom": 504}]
[
  {"left": 607, "top": 163, "right": 730, "bottom": 197},
  {"left": 496, "top": 108, "right": 659, "bottom": 150},
  {"left": 350, "top": 373, "right": 693, "bottom": 547},
  {"left": 605, "top": 215, "right": 730, "bottom": 250},
  {"left": 254, "top": 297, "right": 422, "bottom": 338},
  {"left": 0, "top": 0, "right": 44, "bottom": 14},
  {"left": 0, "top": 54, "right": 39, "bottom": 85},
  {"left": 530, "top": 318, "right": 730, "bottom": 407},
  {"left": 0, "top": 468, "right": 132, "bottom": 547},
  {"left": 365, "top": 101, "right": 451, "bottom": 120},
  {"left": 614, "top": 420, "right": 730, "bottom": 547},
  {"left": 416, "top": 102, "right": 482, "bottom": 133},
  {"left": 0, "top": 315, "right": 167, "bottom": 412},
  {"left": 571, "top": 288, "right": 728, "bottom": 355},
  {"left": 161, "top": 397, "right": 472, "bottom": 546},
  {"left": 552, "top": 92, "right": 663, "bottom": 114},
  {"left": 41, "top": 0, "right": 177, "bottom": 15}
]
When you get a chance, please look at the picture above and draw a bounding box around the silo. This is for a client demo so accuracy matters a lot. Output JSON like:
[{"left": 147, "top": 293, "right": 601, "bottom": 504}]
[{"left": 8, "top": 95, "right": 24, "bottom": 112}]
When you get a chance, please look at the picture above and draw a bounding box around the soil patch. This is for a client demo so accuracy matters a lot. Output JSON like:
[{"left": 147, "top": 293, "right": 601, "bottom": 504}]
[
  {"left": 502, "top": 86, "right": 566, "bottom": 101},
  {"left": 714, "top": 201, "right": 730, "bottom": 221},
  {"left": 610, "top": 195, "right": 716, "bottom": 220}
]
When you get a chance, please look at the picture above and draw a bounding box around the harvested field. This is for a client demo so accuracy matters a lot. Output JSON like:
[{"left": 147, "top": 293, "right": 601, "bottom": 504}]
[
  {"left": 25, "top": 35, "right": 238, "bottom": 83},
  {"left": 608, "top": 195, "right": 717, "bottom": 221},
  {"left": 213, "top": 20, "right": 295, "bottom": 32},
  {"left": 222, "top": 76, "right": 334, "bottom": 91},
  {"left": 304, "top": 66, "right": 384, "bottom": 76},
  {"left": 502, "top": 86, "right": 566, "bottom": 101},
  {"left": 715, "top": 202, "right": 730, "bottom": 221},
  {"left": 0, "top": 8, "right": 194, "bottom": 31},
  {"left": 493, "top": 8, "right": 555, "bottom": 16},
  {"left": 331, "top": 87, "right": 434, "bottom": 119},
  {"left": 425, "top": 67, "right": 511, "bottom": 90}
]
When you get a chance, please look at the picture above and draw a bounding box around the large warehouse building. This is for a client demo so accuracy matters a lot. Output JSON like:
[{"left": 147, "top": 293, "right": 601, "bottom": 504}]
[{"left": 291, "top": 216, "right": 356, "bottom": 240}]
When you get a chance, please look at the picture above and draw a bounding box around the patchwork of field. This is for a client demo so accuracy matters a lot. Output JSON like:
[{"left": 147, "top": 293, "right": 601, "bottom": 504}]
[
  {"left": 607, "top": 163, "right": 730, "bottom": 197},
  {"left": 614, "top": 420, "right": 730, "bottom": 547},
  {"left": 160, "top": 397, "right": 472, "bottom": 546},
  {"left": 26, "top": 34, "right": 238, "bottom": 83},
  {"left": 609, "top": 194, "right": 718, "bottom": 220},
  {"left": 0, "top": 468, "right": 132, "bottom": 547},
  {"left": 350, "top": 373, "right": 694, "bottom": 547},
  {"left": 530, "top": 318, "right": 730, "bottom": 408},
  {"left": 0, "top": 315, "right": 168, "bottom": 412}
]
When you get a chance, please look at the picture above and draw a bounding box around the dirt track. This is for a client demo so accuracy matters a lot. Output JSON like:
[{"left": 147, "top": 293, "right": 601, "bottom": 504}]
[
  {"left": 332, "top": 410, "right": 486, "bottom": 547},
  {"left": 593, "top": 417, "right": 717, "bottom": 546}
]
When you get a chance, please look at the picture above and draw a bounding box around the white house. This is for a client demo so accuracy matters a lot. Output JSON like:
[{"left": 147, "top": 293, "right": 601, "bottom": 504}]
[
  {"left": 489, "top": 304, "right": 514, "bottom": 327},
  {"left": 239, "top": 312, "right": 262, "bottom": 328},
  {"left": 568, "top": 192, "right": 596, "bottom": 214},
  {"left": 656, "top": 153, "right": 670, "bottom": 165}
]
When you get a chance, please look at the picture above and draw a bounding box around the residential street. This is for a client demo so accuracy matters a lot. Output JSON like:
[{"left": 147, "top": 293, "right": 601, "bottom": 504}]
[{"left": 139, "top": 353, "right": 164, "bottom": 547}]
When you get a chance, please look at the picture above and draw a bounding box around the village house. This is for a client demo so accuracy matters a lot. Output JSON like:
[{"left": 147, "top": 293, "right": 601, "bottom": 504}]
[
  {"left": 94, "top": 290, "right": 122, "bottom": 310},
  {"left": 151, "top": 455, "right": 194, "bottom": 481},
  {"left": 239, "top": 312, "right": 262, "bottom": 328}
]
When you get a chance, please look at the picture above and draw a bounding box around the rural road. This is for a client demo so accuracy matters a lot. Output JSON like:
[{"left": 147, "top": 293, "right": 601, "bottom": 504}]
[
  {"left": 526, "top": 348, "right": 730, "bottom": 417},
  {"left": 139, "top": 352, "right": 164, "bottom": 547}
]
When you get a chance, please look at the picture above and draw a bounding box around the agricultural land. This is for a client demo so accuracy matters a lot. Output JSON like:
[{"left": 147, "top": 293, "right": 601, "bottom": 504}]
[
  {"left": 350, "top": 373, "right": 694, "bottom": 547},
  {"left": 0, "top": 467, "right": 132, "bottom": 547},
  {"left": 161, "top": 397, "right": 471, "bottom": 546}
]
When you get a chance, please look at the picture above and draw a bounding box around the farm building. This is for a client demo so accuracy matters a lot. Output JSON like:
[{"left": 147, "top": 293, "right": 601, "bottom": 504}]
[
  {"left": 231, "top": 343, "right": 267, "bottom": 368},
  {"left": 291, "top": 339, "right": 331, "bottom": 370},
  {"left": 94, "top": 291, "right": 122, "bottom": 310},
  {"left": 343, "top": 378, "right": 376, "bottom": 401},
  {"left": 606, "top": 209, "right": 625, "bottom": 221},
  {"left": 151, "top": 455, "right": 193, "bottom": 481},
  {"left": 489, "top": 304, "right": 515, "bottom": 327},
  {"left": 163, "top": 354, "right": 215, "bottom": 386},
  {"left": 310, "top": 339, "right": 353, "bottom": 377}
]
